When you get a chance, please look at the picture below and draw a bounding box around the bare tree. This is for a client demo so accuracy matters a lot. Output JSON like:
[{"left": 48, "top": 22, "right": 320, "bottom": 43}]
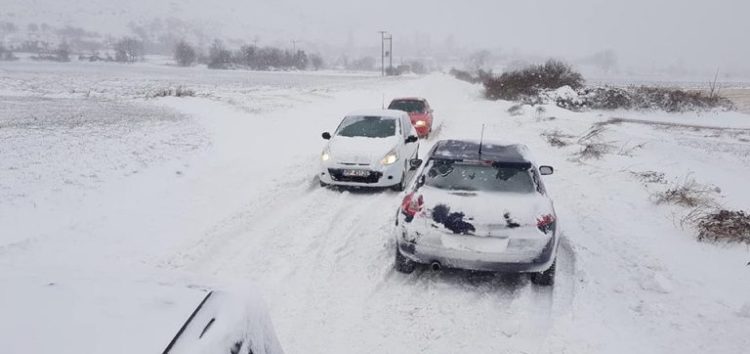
[
  {"left": 207, "top": 40, "right": 232, "bottom": 69},
  {"left": 114, "top": 37, "right": 143, "bottom": 63},
  {"left": 55, "top": 42, "right": 71, "bottom": 62},
  {"left": 310, "top": 54, "right": 324, "bottom": 70},
  {"left": 173, "top": 40, "right": 196, "bottom": 66}
]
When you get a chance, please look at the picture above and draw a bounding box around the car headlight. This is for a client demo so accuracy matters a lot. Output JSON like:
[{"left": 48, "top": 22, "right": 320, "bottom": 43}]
[
  {"left": 414, "top": 120, "right": 426, "bottom": 127},
  {"left": 380, "top": 149, "right": 398, "bottom": 165},
  {"left": 321, "top": 148, "right": 331, "bottom": 161}
]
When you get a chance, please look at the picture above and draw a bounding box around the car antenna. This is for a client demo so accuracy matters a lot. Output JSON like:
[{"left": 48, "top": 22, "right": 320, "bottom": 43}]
[
  {"left": 382, "top": 93, "right": 385, "bottom": 109},
  {"left": 478, "top": 124, "right": 486, "bottom": 157}
]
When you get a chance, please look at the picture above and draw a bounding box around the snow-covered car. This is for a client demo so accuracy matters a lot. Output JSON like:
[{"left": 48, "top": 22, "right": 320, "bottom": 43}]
[
  {"left": 320, "top": 109, "right": 420, "bottom": 190},
  {"left": 387, "top": 97, "right": 434, "bottom": 138},
  {"left": 393, "top": 140, "right": 559, "bottom": 285},
  {"left": 1, "top": 276, "right": 283, "bottom": 354}
]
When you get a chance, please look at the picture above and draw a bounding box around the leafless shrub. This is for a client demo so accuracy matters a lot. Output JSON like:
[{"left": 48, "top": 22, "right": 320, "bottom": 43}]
[
  {"left": 484, "top": 59, "right": 584, "bottom": 101},
  {"left": 577, "top": 143, "right": 612, "bottom": 159},
  {"left": 535, "top": 106, "right": 547, "bottom": 119},
  {"left": 617, "top": 141, "right": 647, "bottom": 156},
  {"left": 148, "top": 86, "right": 195, "bottom": 98},
  {"left": 449, "top": 68, "right": 493, "bottom": 84},
  {"left": 541, "top": 130, "right": 574, "bottom": 147},
  {"left": 507, "top": 104, "right": 524, "bottom": 116},
  {"left": 577, "top": 86, "right": 735, "bottom": 112},
  {"left": 574, "top": 124, "right": 614, "bottom": 159},
  {"left": 630, "top": 170, "right": 666, "bottom": 184},
  {"left": 694, "top": 210, "right": 750, "bottom": 244},
  {"left": 654, "top": 177, "right": 718, "bottom": 208},
  {"left": 578, "top": 125, "right": 608, "bottom": 143}
]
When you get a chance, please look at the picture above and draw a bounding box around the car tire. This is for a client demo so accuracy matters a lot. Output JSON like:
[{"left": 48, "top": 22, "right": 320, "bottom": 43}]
[
  {"left": 530, "top": 260, "right": 556, "bottom": 286},
  {"left": 394, "top": 247, "right": 416, "bottom": 274},
  {"left": 320, "top": 180, "right": 328, "bottom": 188},
  {"left": 391, "top": 168, "right": 406, "bottom": 191}
]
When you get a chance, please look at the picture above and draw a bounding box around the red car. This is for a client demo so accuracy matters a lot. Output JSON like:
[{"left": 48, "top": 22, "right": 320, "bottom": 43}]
[{"left": 388, "top": 97, "right": 434, "bottom": 138}]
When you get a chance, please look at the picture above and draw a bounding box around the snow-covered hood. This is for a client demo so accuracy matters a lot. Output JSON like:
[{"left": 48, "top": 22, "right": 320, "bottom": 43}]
[
  {"left": 327, "top": 135, "right": 399, "bottom": 165},
  {"left": 0, "top": 276, "right": 283, "bottom": 354},
  {"left": 414, "top": 186, "right": 554, "bottom": 236}
]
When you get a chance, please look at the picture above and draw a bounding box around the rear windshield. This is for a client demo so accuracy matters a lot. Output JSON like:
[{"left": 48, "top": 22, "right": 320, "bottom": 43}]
[
  {"left": 336, "top": 116, "right": 396, "bottom": 138},
  {"left": 423, "top": 160, "right": 535, "bottom": 193},
  {"left": 388, "top": 100, "right": 426, "bottom": 113}
]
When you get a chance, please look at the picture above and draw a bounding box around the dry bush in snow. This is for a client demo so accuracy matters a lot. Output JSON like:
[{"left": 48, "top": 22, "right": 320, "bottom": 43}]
[
  {"left": 631, "top": 170, "right": 666, "bottom": 184},
  {"left": 541, "top": 130, "right": 574, "bottom": 147},
  {"left": 147, "top": 86, "right": 195, "bottom": 98},
  {"left": 484, "top": 59, "right": 584, "bottom": 101},
  {"left": 575, "top": 125, "right": 613, "bottom": 159},
  {"left": 695, "top": 210, "right": 750, "bottom": 244},
  {"left": 654, "top": 177, "right": 718, "bottom": 208},
  {"left": 507, "top": 104, "right": 524, "bottom": 116},
  {"left": 577, "top": 143, "right": 612, "bottom": 159}
]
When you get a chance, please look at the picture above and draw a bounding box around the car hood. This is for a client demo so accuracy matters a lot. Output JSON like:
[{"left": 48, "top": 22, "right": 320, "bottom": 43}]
[
  {"left": 327, "top": 135, "right": 399, "bottom": 165},
  {"left": 413, "top": 186, "right": 554, "bottom": 236}
]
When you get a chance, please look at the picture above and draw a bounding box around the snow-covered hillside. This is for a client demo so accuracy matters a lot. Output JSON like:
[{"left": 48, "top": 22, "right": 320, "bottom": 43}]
[{"left": 1, "top": 60, "right": 749, "bottom": 353}]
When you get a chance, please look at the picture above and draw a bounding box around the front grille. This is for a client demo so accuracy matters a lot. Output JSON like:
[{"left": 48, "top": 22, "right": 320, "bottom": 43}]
[{"left": 328, "top": 169, "right": 382, "bottom": 183}]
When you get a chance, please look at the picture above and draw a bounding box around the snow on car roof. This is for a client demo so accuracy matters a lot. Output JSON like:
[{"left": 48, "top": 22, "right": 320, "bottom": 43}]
[
  {"left": 345, "top": 109, "right": 407, "bottom": 119},
  {"left": 390, "top": 97, "right": 426, "bottom": 101},
  {"left": 431, "top": 139, "right": 532, "bottom": 163}
]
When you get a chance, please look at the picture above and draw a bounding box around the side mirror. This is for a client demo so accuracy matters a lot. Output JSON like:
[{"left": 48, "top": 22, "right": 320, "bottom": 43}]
[
  {"left": 409, "top": 158, "right": 423, "bottom": 170},
  {"left": 405, "top": 135, "right": 418, "bottom": 144},
  {"left": 322, "top": 132, "right": 331, "bottom": 140},
  {"left": 539, "top": 165, "right": 554, "bottom": 175}
]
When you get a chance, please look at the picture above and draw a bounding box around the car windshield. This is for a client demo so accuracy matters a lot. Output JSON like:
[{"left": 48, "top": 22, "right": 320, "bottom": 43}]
[
  {"left": 388, "top": 100, "right": 426, "bottom": 113},
  {"left": 423, "top": 160, "right": 535, "bottom": 193},
  {"left": 336, "top": 116, "right": 396, "bottom": 138}
]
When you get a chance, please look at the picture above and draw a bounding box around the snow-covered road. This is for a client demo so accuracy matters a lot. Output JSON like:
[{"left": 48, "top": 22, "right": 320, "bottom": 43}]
[{"left": 2, "top": 62, "right": 749, "bottom": 353}]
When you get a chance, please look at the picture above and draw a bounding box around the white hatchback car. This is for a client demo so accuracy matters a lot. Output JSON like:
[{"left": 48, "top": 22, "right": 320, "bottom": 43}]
[{"left": 320, "top": 109, "right": 420, "bottom": 190}]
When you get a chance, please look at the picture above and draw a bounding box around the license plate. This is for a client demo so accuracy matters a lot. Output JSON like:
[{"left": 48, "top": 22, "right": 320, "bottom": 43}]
[
  {"left": 342, "top": 169, "right": 370, "bottom": 177},
  {"left": 441, "top": 234, "right": 509, "bottom": 253}
]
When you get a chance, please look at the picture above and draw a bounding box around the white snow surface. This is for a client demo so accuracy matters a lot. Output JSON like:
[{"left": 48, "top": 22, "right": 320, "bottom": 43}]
[{"left": 1, "top": 60, "right": 750, "bottom": 353}]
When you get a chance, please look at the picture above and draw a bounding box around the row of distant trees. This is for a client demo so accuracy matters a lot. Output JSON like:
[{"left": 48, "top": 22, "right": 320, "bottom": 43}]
[
  {"left": 0, "top": 37, "right": 143, "bottom": 63},
  {"left": 174, "top": 40, "right": 324, "bottom": 71},
  {"left": 1, "top": 35, "right": 325, "bottom": 71}
]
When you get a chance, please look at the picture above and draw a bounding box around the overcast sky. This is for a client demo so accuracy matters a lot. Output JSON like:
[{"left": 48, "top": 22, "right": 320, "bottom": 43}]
[
  {"left": 281, "top": 0, "right": 750, "bottom": 73},
  {"left": 5, "top": 0, "right": 750, "bottom": 74}
]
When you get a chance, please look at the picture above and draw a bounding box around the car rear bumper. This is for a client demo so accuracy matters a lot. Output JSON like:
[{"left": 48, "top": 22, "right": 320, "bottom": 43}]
[{"left": 396, "top": 229, "right": 557, "bottom": 273}]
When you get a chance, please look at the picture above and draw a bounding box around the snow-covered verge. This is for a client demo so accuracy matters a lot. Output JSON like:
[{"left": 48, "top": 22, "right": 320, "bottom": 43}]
[{"left": 1, "top": 61, "right": 749, "bottom": 353}]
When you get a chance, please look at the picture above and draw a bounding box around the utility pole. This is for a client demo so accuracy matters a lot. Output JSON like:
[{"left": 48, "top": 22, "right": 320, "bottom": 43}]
[
  {"left": 387, "top": 34, "right": 393, "bottom": 73},
  {"left": 378, "top": 31, "right": 387, "bottom": 76},
  {"left": 291, "top": 40, "right": 300, "bottom": 52}
]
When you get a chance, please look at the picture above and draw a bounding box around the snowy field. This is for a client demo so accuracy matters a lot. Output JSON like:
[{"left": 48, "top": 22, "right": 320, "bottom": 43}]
[{"left": 1, "top": 61, "right": 750, "bottom": 353}]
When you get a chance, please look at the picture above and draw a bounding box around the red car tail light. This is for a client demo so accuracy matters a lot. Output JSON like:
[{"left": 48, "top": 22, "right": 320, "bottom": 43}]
[
  {"left": 537, "top": 214, "right": 556, "bottom": 234},
  {"left": 401, "top": 193, "right": 424, "bottom": 218}
]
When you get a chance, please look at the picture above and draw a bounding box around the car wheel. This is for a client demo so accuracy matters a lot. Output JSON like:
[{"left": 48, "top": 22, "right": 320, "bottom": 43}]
[
  {"left": 391, "top": 164, "right": 406, "bottom": 191},
  {"left": 530, "top": 260, "right": 556, "bottom": 286},
  {"left": 394, "top": 247, "right": 416, "bottom": 274},
  {"left": 320, "top": 180, "right": 328, "bottom": 188}
]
